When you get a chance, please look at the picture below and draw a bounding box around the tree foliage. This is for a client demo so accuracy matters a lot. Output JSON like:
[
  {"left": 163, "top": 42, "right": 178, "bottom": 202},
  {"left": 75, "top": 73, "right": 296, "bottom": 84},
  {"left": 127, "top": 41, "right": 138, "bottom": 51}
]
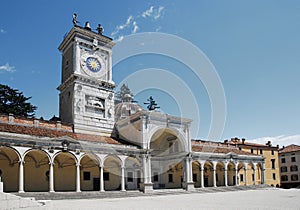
[
  {"left": 0, "top": 84, "right": 37, "bottom": 117},
  {"left": 115, "top": 84, "right": 134, "bottom": 103}
]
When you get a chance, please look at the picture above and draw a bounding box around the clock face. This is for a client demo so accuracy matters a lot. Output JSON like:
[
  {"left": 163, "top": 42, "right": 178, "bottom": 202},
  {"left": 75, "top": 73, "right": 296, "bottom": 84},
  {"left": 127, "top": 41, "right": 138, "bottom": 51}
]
[
  {"left": 80, "top": 52, "right": 106, "bottom": 77},
  {"left": 86, "top": 57, "right": 101, "bottom": 72}
]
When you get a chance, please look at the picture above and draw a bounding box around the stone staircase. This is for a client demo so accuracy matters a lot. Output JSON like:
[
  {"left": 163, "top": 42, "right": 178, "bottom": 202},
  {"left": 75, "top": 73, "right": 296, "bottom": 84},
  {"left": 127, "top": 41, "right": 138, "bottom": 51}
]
[
  {"left": 0, "top": 192, "right": 45, "bottom": 210},
  {"left": 13, "top": 185, "right": 272, "bottom": 201}
]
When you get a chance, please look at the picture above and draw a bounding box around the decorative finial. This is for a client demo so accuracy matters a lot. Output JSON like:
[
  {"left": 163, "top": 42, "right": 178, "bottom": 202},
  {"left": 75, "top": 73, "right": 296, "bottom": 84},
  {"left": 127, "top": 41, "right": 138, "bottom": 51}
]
[
  {"left": 96, "top": 24, "right": 104, "bottom": 35},
  {"left": 144, "top": 96, "right": 160, "bottom": 111}
]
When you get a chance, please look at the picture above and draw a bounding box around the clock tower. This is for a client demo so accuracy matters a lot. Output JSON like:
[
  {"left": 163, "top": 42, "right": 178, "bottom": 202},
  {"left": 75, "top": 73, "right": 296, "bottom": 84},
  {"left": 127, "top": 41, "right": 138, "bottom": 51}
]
[{"left": 57, "top": 22, "right": 115, "bottom": 136}]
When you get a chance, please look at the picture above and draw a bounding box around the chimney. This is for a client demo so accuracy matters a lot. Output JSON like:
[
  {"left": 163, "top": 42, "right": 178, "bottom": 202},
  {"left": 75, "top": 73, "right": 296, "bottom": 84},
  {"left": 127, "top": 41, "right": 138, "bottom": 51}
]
[
  {"left": 224, "top": 139, "right": 228, "bottom": 144},
  {"left": 242, "top": 138, "right": 245, "bottom": 144}
]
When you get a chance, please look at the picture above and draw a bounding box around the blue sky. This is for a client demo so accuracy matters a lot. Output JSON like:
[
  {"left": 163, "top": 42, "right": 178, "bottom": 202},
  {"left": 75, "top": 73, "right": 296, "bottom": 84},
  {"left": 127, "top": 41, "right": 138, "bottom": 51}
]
[{"left": 0, "top": 1, "right": 299, "bottom": 146}]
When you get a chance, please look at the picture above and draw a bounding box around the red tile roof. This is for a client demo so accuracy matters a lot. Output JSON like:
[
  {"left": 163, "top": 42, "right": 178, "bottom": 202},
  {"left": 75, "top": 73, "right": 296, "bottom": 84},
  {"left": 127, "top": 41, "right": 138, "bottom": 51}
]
[
  {"left": 279, "top": 144, "right": 300, "bottom": 153},
  {"left": 227, "top": 138, "right": 278, "bottom": 148},
  {"left": 192, "top": 140, "right": 259, "bottom": 156},
  {"left": 0, "top": 122, "right": 124, "bottom": 145}
]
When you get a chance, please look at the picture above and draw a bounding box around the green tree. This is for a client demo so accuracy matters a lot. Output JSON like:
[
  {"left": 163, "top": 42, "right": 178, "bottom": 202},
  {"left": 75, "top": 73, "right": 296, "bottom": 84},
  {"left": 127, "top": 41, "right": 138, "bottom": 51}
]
[
  {"left": 115, "top": 84, "right": 134, "bottom": 103},
  {"left": 0, "top": 84, "right": 37, "bottom": 117}
]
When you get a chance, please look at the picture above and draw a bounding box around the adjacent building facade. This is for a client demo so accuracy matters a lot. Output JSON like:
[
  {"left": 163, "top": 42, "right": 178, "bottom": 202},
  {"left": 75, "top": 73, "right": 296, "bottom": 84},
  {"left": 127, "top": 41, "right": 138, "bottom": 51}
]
[
  {"left": 228, "top": 138, "right": 280, "bottom": 187},
  {"left": 0, "top": 23, "right": 267, "bottom": 193},
  {"left": 279, "top": 144, "right": 300, "bottom": 188}
]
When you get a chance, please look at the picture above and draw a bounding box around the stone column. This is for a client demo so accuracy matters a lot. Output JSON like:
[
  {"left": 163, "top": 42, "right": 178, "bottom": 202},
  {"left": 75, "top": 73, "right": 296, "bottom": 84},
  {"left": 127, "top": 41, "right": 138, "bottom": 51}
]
[
  {"left": 19, "top": 160, "right": 24, "bottom": 193},
  {"left": 184, "top": 156, "right": 194, "bottom": 191},
  {"left": 141, "top": 154, "right": 153, "bottom": 193},
  {"left": 147, "top": 156, "right": 152, "bottom": 184},
  {"left": 74, "top": 40, "right": 80, "bottom": 74},
  {"left": 224, "top": 168, "right": 228, "bottom": 187},
  {"left": 121, "top": 166, "right": 126, "bottom": 191},
  {"left": 224, "top": 162, "right": 228, "bottom": 187},
  {"left": 235, "top": 168, "right": 238, "bottom": 186},
  {"left": 261, "top": 162, "right": 266, "bottom": 185},
  {"left": 100, "top": 165, "right": 104, "bottom": 192},
  {"left": 76, "top": 163, "right": 81, "bottom": 192},
  {"left": 142, "top": 155, "right": 147, "bottom": 183},
  {"left": 244, "top": 163, "right": 248, "bottom": 186},
  {"left": 253, "top": 163, "right": 257, "bottom": 185},
  {"left": 213, "top": 162, "right": 217, "bottom": 187},
  {"left": 49, "top": 162, "right": 54, "bottom": 192},
  {"left": 200, "top": 163, "right": 205, "bottom": 188}
]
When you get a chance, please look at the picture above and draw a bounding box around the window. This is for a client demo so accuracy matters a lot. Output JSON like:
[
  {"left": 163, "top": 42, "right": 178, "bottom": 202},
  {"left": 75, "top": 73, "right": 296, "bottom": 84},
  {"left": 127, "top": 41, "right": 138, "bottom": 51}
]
[
  {"left": 239, "top": 147, "right": 242, "bottom": 150},
  {"left": 252, "top": 174, "right": 254, "bottom": 181},
  {"left": 168, "top": 174, "right": 173, "bottom": 183},
  {"left": 271, "top": 159, "right": 276, "bottom": 169},
  {"left": 272, "top": 173, "right": 276, "bottom": 180},
  {"left": 260, "top": 149, "right": 263, "bottom": 155},
  {"left": 281, "top": 175, "right": 288, "bottom": 181},
  {"left": 251, "top": 148, "right": 254, "bottom": 154},
  {"left": 271, "top": 150, "right": 274, "bottom": 155},
  {"left": 193, "top": 173, "right": 197, "bottom": 182},
  {"left": 280, "top": 166, "right": 287, "bottom": 172},
  {"left": 127, "top": 172, "right": 133, "bottom": 182},
  {"left": 153, "top": 172, "right": 159, "bottom": 182},
  {"left": 83, "top": 171, "right": 90, "bottom": 181},
  {"left": 104, "top": 172, "right": 109, "bottom": 181},
  {"left": 291, "top": 157, "right": 296, "bottom": 162},
  {"left": 291, "top": 174, "right": 298, "bottom": 181},
  {"left": 290, "top": 165, "right": 298, "bottom": 172},
  {"left": 240, "top": 174, "right": 244, "bottom": 182},
  {"left": 216, "top": 173, "right": 218, "bottom": 182},
  {"left": 281, "top": 158, "right": 286, "bottom": 163}
]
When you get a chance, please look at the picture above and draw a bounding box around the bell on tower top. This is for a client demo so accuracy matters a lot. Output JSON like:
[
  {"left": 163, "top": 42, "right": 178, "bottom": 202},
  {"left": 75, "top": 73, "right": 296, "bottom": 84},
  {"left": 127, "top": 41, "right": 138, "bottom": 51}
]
[{"left": 84, "top": 21, "right": 91, "bottom": 31}]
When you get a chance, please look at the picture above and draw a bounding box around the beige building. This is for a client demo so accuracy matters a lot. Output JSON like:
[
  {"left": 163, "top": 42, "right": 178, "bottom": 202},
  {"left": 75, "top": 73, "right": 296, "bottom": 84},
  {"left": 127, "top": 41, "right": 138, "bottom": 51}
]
[
  {"left": 228, "top": 138, "right": 280, "bottom": 187},
  {"left": 0, "top": 21, "right": 266, "bottom": 194},
  {"left": 279, "top": 144, "right": 300, "bottom": 188}
]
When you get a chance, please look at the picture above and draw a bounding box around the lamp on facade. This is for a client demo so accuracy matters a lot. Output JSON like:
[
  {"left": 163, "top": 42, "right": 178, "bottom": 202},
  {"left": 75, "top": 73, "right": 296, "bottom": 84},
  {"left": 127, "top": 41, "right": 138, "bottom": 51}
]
[
  {"left": 75, "top": 149, "right": 80, "bottom": 155},
  {"left": 48, "top": 146, "right": 54, "bottom": 153},
  {"left": 61, "top": 140, "right": 70, "bottom": 152}
]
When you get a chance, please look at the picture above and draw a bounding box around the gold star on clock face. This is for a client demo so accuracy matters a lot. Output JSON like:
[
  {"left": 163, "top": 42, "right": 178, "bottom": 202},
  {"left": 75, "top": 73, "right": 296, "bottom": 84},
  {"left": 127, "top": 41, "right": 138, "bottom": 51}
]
[{"left": 86, "top": 57, "right": 101, "bottom": 72}]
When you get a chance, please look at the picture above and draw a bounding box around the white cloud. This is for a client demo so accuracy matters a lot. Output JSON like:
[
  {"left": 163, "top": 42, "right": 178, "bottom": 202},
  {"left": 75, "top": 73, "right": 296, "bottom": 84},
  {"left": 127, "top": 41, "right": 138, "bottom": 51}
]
[
  {"left": 0, "top": 63, "right": 16, "bottom": 73},
  {"left": 132, "top": 21, "right": 139, "bottom": 34},
  {"left": 111, "top": 5, "right": 165, "bottom": 40},
  {"left": 142, "top": 5, "right": 164, "bottom": 20},
  {"left": 155, "top": 26, "right": 162, "bottom": 32},
  {"left": 154, "top": 6, "right": 164, "bottom": 19},
  {"left": 142, "top": 6, "right": 154, "bottom": 18},
  {"left": 250, "top": 135, "right": 300, "bottom": 147},
  {"left": 114, "top": 36, "right": 124, "bottom": 42},
  {"left": 0, "top": 29, "right": 6, "bottom": 34},
  {"left": 111, "top": 15, "right": 133, "bottom": 37}
]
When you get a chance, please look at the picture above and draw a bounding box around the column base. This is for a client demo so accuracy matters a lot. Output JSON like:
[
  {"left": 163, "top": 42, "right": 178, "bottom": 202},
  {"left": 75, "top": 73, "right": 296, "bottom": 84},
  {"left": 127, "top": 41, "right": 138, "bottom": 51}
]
[
  {"left": 183, "top": 182, "right": 195, "bottom": 191},
  {"left": 140, "top": 183, "right": 153, "bottom": 193}
]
